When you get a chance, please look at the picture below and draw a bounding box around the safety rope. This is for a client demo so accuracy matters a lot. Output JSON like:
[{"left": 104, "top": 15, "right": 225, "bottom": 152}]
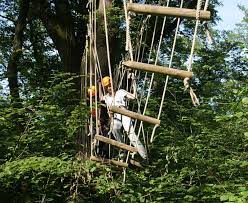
[
  {"left": 84, "top": 0, "right": 211, "bottom": 169},
  {"left": 203, "top": 0, "right": 212, "bottom": 44},
  {"left": 85, "top": 0, "right": 138, "bottom": 169},
  {"left": 137, "top": 0, "right": 170, "bottom": 139},
  {"left": 135, "top": 16, "right": 150, "bottom": 87},
  {"left": 188, "top": 0, "right": 202, "bottom": 72},
  {"left": 103, "top": 0, "right": 114, "bottom": 96},
  {"left": 204, "top": 23, "right": 213, "bottom": 44},
  {"left": 138, "top": 15, "right": 159, "bottom": 100},
  {"left": 150, "top": 0, "right": 184, "bottom": 142},
  {"left": 110, "top": 0, "right": 153, "bottom": 167},
  {"left": 123, "top": 0, "right": 134, "bottom": 61},
  {"left": 93, "top": 0, "right": 99, "bottom": 142},
  {"left": 84, "top": 36, "right": 89, "bottom": 154},
  {"left": 89, "top": 0, "right": 94, "bottom": 157},
  {"left": 184, "top": 0, "right": 210, "bottom": 107}
]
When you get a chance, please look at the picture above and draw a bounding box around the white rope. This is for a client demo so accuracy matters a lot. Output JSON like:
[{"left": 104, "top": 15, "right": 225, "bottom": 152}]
[
  {"left": 129, "top": 16, "right": 150, "bottom": 130},
  {"left": 117, "top": 2, "right": 151, "bottom": 164},
  {"left": 92, "top": 37, "right": 114, "bottom": 158},
  {"left": 89, "top": 0, "right": 93, "bottom": 157},
  {"left": 203, "top": 0, "right": 212, "bottom": 44},
  {"left": 93, "top": 0, "right": 99, "bottom": 138},
  {"left": 84, "top": 36, "right": 89, "bottom": 154},
  {"left": 102, "top": 1, "right": 116, "bottom": 158},
  {"left": 204, "top": 0, "right": 210, "bottom": 11},
  {"left": 137, "top": 0, "right": 170, "bottom": 139},
  {"left": 138, "top": 15, "right": 158, "bottom": 102},
  {"left": 118, "top": 66, "right": 127, "bottom": 90},
  {"left": 150, "top": 0, "right": 184, "bottom": 142},
  {"left": 183, "top": 77, "right": 200, "bottom": 106},
  {"left": 188, "top": 0, "right": 202, "bottom": 72},
  {"left": 135, "top": 16, "right": 150, "bottom": 85},
  {"left": 94, "top": 0, "right": 97, "bottom": 59},
  {"left": 183, "top": 0, "right": 205, "bottom": 107},
  {"left": 204, "top": 23, "right": 213, "bottom": 44},
  {"left": 132, "top": 17, "right": 151, "bottom": 144},
  {"left": 135, "top": 15, "right": 150, "bottom": 62},
  {"left": 83, "top": 36, "right": 88, "bottom": 102},
  {"left": 123, "top": 0, "right": 134, "bottom": 61},
  {"left": 103, "top": 0, "right": 114, "bottom": 96}
]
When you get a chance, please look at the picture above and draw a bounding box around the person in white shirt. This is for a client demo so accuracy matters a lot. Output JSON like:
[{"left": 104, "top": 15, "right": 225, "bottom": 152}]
[{"left": 101, "top": 76, "right": 147, "bottom": 159}]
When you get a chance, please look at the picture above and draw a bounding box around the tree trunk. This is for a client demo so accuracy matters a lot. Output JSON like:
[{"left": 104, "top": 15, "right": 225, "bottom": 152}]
[
  {"left": 96, "top": 0, "right": 120, "bottom": 76},
  {"left": 7, "top": 0, "right": 30, "bottom": 102},
  {"left": 30, "top": 0, "right": 87, "bottom": 74}
]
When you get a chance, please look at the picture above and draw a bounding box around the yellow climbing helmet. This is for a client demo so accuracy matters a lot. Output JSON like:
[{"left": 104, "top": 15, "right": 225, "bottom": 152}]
[
  {"left": 102, "top": 76, "right": 111, "bottom": 87},
  {"left": 87, "top": 86, "right": 96, "bottom": 96}
]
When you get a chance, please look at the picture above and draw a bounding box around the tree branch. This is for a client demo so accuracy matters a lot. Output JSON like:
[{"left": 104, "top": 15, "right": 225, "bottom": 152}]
[
  {"left": 0, "top": 14, "right": 15, "bottom": 23},
  {"left": 30, "top": 0, "right": 86, "bottom": 73}
]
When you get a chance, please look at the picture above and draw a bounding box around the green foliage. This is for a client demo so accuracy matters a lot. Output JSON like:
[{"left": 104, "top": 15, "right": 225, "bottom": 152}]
[
  {"left": 0, "top": 73, "right": 87, "bottom": 160},
  {"left": 0, "top": 1, "right": 247, "bottom": 202},
  {"left": 229, "top": 5, "right": 248, "bottom": 47},
  {"left": 0, "top": 156, "right": 120, "bottom": 202}
]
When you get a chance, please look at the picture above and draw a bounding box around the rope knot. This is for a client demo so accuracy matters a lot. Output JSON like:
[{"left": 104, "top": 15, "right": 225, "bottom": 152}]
[
  {"left": 196, "top": 0, "right": 202, "bottom": 20},
  {"left": 183, "top": 77, "right": 190, "bottom": 90},
  {"left": 184, "top": 77, "right": 200, "bottom": 107}
]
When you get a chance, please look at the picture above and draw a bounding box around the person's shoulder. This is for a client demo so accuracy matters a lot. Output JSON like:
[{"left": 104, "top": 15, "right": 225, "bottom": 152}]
[
  {"left": 117, "top": 89, "right": 128, "bottom": 95},
  {"left": 103, "top": 94, "right": 109, "bottom": 100}
]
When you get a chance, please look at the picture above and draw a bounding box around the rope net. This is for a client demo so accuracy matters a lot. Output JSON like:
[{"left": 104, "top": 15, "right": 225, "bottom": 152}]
[{"left": 82, "top": 0, "right": 211, "bottom": 169}]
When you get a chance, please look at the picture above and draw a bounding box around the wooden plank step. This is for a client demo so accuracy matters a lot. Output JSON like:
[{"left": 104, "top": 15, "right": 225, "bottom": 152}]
[
  {"left": 127, "top": 3, "right": 211, "bottom": 20},
  {"left": 95, "top": 135, "right": 138, "bottom": 153},
  {"left": 109, "top": 106, "right": 160, "bottom": 125},
  {"left": 90, "top": 155, "right": 128, "bottom": 168},
  {"left": 123, "top": 60, "right": 193, "bottom": 79},
  {"left": 129, "top": 159, "right": 143, "bottom": 168}
]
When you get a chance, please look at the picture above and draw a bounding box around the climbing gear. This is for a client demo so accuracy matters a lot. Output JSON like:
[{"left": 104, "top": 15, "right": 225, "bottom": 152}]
[
  {"left": 102, "top": 76, "right": 111, "bottom": 87},
  {"left": 82, "top": 0, "right": 211, "bottom": 175},
  {"left": 87, "top": 86, "right": 96, "bottom": 96}
]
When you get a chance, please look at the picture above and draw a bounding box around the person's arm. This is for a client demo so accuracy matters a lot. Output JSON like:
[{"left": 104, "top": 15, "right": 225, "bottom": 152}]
[
  {"left": 125, "top": 73, "right": 137, "bottom": 100},
  {"left": 98, "top": 81, "right": 104, "bottom": 101},
  {"left": 125, "top": 90, "right": 136, "bottom": 100}
]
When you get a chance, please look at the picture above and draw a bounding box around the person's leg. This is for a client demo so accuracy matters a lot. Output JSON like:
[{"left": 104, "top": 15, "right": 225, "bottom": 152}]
[
  {"left": 121, "top": 115, "right": 147, "bottom": 159},
  {"left": 110, "top": 118, "right": 126, "bottom": 159},
  {"left": 111, "top": 118, "right": 124, "bottom": 143}
]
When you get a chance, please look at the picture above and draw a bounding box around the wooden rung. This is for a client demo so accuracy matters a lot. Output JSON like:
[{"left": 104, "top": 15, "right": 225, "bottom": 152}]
[
  {"left": 123, "top": 61, "right": 193, "bottom": 79},
  {"left": 127, "top": 3, "right": 211, "bottom": 20},
  {"left": 109, "top": 106, "right": 160, "bottom": 125},
  {"left": 90, "top": 155, "right": 128, "bottom": 168},
  {"left": 129, "top": 159, "right": 143, "bottom": 168},
  {"left": 95, "top": 135, "right": 138, "bottom": 153}
]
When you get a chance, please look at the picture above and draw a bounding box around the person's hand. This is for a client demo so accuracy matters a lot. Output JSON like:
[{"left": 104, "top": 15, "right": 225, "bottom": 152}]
[
  {"left": 127, "top": 72, "right": 136, "bottom": 80},
  {"left": 109, "top": 111, "right": 113, "bottom": 118}
]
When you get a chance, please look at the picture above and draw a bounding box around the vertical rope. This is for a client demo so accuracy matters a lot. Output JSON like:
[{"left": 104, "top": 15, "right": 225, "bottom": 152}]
[
  {"left": 137, "top": 15, "right": 158, "bottom": 102},
  {"left": 137, "top": 0, "right": 170, "bottom": 139},
  {"left": 187, "top": 0, "right": 202, "bottom": 72},
  {"left": 94, "top": 0, "right": 99, "bottom": 139},
  {"left": 204, "top": 0, "right": 210, "bottom": 11},
  {"left": 183, "top": 0, "right": 205, "bottom": 107},
  {"left": 103, "top": 0, "right": 114, "bottom": 96},
  {"left": 150, "top": 0, "right": 184, "bottom": 142},
  {"left": 123, "top": 0, "right": 133, "bottom": 61},
  {"left": 89, "top": 0, "right": 93, "bottom": 157},
  {"left": 82, "top": 34, "right": 89, "bottom": 102},
  {"left": 203, "top": 0, "right": 212, "bottom": 43}
]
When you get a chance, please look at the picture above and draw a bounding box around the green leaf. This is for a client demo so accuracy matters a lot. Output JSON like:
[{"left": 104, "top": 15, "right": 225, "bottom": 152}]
[
  {"left": 235, "top": 112, "right": 244, "bottom": 118},
  {"left": 220, "top": 195, "right": 229, "bottom": 201},
  {"left": 242, "top": 97, "right": 248, "bottom": 105},
  {"left": 244, "top": 132, "right": 248, "bottom": 139}
]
